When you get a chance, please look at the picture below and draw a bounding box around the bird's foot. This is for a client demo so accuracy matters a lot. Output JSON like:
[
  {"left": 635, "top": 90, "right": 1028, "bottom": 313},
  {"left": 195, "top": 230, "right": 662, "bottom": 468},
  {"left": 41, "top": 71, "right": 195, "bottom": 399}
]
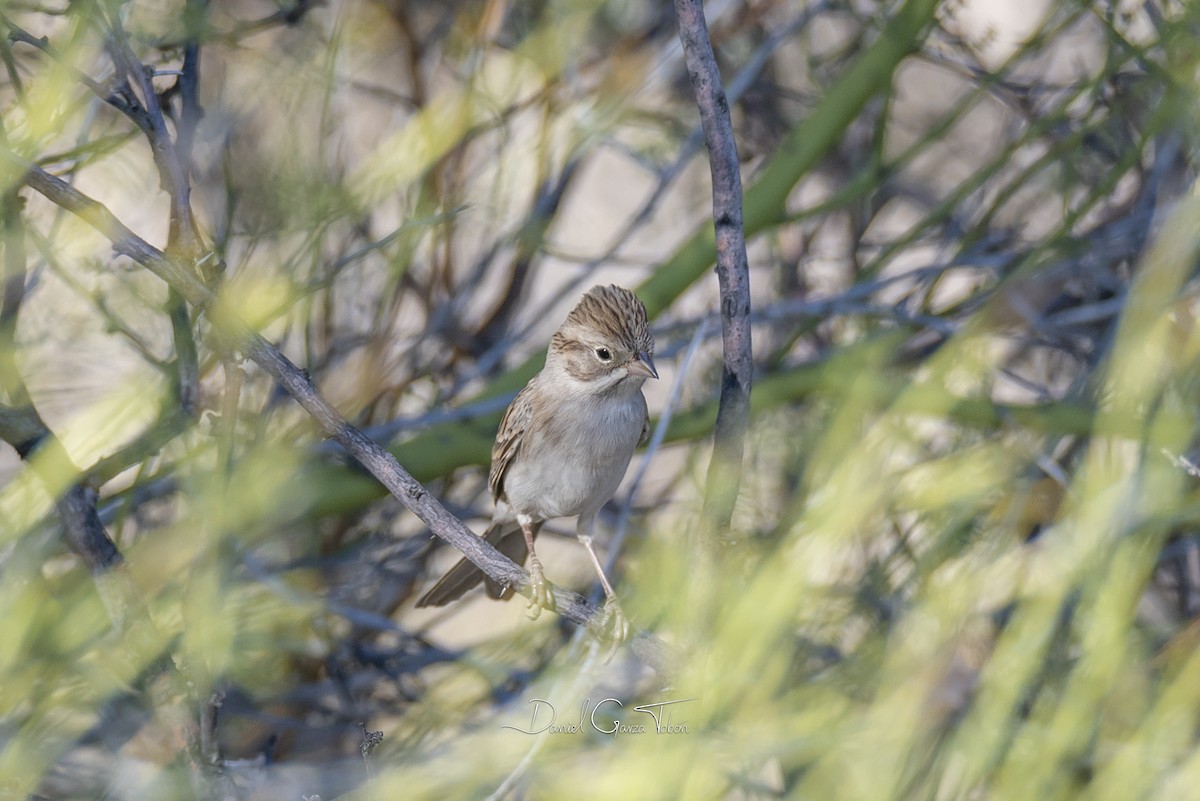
[
  {"left": 600, "top": 595, "right": 629, "bottom": 644},
  {"left": 525, "top": 558, "right": 554, "bottom": 620}
]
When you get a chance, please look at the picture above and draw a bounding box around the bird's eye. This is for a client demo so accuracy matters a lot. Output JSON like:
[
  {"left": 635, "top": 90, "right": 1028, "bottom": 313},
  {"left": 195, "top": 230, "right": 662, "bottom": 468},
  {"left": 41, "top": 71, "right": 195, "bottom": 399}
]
[{"left": 595, "top": 347, "right": 612, "bottom": 362}]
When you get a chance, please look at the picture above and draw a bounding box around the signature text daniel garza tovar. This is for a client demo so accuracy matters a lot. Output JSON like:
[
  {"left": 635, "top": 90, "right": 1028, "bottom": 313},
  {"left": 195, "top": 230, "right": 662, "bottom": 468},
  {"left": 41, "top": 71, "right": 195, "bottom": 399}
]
[{"left": 501, "top": 697, "right": 694, "bottom": 735}]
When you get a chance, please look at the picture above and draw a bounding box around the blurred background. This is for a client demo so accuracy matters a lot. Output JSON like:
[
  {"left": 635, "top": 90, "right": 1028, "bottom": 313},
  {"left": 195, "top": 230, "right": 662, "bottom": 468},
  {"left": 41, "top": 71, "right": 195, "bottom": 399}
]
[{"left": 1, "top": 0, "right": 1199, "bottom": 798}]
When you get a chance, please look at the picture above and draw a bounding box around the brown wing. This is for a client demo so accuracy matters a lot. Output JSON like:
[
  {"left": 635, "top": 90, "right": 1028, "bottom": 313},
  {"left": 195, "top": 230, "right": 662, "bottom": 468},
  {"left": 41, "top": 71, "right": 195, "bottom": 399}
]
[{"left": 488, "top": 382, "right": 536, "bottom": 502}]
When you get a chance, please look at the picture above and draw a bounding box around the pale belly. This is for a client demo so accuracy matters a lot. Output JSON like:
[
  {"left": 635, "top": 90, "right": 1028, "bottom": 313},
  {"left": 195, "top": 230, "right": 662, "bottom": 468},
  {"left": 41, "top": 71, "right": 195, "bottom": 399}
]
[{"left": 502, "top": 395, "right": 643, "bottom": 522}]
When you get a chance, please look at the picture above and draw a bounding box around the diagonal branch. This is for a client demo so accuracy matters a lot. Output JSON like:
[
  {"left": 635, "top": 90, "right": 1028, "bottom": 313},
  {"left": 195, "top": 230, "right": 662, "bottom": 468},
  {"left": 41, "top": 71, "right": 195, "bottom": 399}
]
[
  {"left": 2, "top": 16, "right": 152, "bottom": 133},
  {"left": 7, "top": 153, "right": 674, "bottom": 672}
]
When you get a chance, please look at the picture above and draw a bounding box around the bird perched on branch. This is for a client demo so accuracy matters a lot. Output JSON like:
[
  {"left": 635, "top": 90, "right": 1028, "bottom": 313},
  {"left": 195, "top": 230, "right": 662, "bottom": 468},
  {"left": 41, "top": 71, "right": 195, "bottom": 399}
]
[{"left": 417, "top": 284, "right": 657, "bottom": 638}]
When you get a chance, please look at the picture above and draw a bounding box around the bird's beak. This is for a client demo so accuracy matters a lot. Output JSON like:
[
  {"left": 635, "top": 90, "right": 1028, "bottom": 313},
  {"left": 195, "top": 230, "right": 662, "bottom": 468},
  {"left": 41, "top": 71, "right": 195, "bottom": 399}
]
[{"left": 627, "top": 352, "right": 658, "bottom": 380}]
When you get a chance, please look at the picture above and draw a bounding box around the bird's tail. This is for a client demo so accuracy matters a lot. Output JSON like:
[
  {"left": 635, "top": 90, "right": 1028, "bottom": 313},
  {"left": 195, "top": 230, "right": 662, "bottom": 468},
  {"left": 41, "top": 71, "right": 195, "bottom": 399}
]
[{"left": 415, "top": 522, "right": 537, "bottom": 607}]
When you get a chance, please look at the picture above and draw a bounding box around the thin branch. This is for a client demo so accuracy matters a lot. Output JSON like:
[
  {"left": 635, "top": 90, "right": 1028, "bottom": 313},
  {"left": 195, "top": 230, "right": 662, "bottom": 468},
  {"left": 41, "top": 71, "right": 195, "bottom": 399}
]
[
  {"left": 360, "top": 723, "right": 383, "bottom": 784},
  {"left": 199, "top": 688, "right": 224, "bottom": 766},
  {"left": 104, "top": 7, "right": 207, "bottom": 416},
  {"left": 673, "top": 0, "right": 753, "bottom": 533},
  {"left": 175, "top": 0, "right": 207, "bottom": 175},
  {"left": 0, "top": 196, "right": 28, "bottom": 405},
  {"left": 101, "top": 13, "right": 199, "bottom": 253},
  {"left": 217, "top": 357, "right": 243, "bottom": 474},
  {"left": 3, "top": 16, "right": 149, "bottom": 128}
]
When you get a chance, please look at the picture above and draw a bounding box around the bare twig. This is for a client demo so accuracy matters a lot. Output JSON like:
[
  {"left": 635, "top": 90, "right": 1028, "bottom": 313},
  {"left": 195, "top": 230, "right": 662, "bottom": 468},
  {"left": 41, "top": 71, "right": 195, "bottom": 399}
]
[
  {"left": 101, "top": 7, "right": 208, "bottom": 414},
  {"left": 175, "top": 0, "right": 207, "bottom": 175},
  {"left": 101, "top": 14, "right": 199, "bottom": 253},
  {"left": 673, "top": 0, "right": 753, "bottom": 531},
  {"left": 1162, "top": 448, "right": 1200, "bottom": 479},
  {"left": 2, "top": 17, "right": 145, "bottom": 123}
]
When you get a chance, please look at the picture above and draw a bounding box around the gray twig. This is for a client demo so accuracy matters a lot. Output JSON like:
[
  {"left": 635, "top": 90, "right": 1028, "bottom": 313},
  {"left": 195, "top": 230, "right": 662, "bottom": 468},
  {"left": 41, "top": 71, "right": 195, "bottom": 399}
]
[{"left": 673, "top": 0, "right": 753, "bottom": 531}]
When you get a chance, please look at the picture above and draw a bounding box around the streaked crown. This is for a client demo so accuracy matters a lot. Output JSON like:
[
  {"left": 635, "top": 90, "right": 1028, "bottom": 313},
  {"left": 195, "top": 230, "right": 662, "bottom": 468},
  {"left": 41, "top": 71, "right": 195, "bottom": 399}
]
[{"left": 553, "top": 284, "right": 653, "bottom": 355}]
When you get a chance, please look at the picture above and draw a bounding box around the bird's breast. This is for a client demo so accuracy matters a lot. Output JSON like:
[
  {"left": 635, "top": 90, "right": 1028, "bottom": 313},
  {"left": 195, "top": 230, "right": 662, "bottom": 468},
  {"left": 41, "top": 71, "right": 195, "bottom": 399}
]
[{"left": 502, "top": 392, "right": 644, "bottom": 521}]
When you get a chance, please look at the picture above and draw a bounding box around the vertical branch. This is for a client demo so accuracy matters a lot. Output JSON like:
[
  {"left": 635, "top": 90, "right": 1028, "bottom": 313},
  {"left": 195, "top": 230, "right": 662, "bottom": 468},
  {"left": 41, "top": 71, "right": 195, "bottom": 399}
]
[
  {"left": 0, "top": 85, "right": 26, "bottom": 405},
  {"left": 101, "top": 3, "right": 211, "bottom": 415},
  {"left": 0, "top": 192, "right": 28, "bottom": 405},
  {"left": 673, "top": 0, "right": 754, "bottom": 532},
  {"left": 166, "top": 11, "right": 206, "bottom": 417},
  {"left": 176, "top": 0, "right": 207, "bottom": 176},
  {"left": 360, "top": 723, "right": 383, "bottom": 785},
  {"left": 217, "top": 358, "right": 243, "bottom": 474},
  {"left": 102, "top": 21, "right": 198, "bottom": 253}
]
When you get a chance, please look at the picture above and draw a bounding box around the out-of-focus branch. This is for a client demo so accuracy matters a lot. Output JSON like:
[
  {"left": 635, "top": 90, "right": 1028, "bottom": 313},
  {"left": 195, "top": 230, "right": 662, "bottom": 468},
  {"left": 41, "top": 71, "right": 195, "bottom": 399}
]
[
  {"left": 0, "top": 192, "right": 27, "bottom": 402},
  {"left": 673, "top": 0, "right": 753, "bottom": 533},
  {"left": 471, "top": 158, "right": 580, "bottom": 353},
  {"left": 102, "top": 18, "right": 198, "bottom": 253},
  {"left": 103, "top": 7, "right": 207, "bottom": 417},
  {"left": 10, "top": 7, "right": 213, "bottom": 416},
  {"left": 0, "top": 407, "right": 105, "bottom": 550},
  {"left": 0, "top": 190, "right": 123, "bottom": 578},
  {"left": 176, "top": 0, "right": 207, "bottom": 174},
  {"left": 638, "top": 0, "right": 941, "bottom": 316},
  {"left": 166, "top": 6, "right": 208, "bottom": 271},
  {"left": 8, "top": 154, "right": 674, "bottom": 672},
  {"left": 3, "top": 17, "right": 151, "bottom": 131}
]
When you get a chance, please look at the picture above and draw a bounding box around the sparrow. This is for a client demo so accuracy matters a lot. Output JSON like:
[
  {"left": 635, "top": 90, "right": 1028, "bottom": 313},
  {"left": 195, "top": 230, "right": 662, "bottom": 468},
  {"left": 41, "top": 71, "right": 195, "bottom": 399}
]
[{"left": 416, "top": 284, "right": 657, "bottom": 637}]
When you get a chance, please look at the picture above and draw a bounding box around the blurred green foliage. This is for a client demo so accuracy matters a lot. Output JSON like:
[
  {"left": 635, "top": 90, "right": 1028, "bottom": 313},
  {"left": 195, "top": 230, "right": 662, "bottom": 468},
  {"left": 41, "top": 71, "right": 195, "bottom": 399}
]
[{"left": 0, "top": 0, "right": 1199, "bottom": 799}]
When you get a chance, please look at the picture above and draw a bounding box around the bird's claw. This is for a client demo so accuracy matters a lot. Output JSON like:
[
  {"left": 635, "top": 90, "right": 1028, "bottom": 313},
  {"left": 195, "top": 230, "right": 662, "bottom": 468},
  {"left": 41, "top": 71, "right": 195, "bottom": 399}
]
[
  {"left": 601, "top": 596, "right": 629, "bottom": 645},
  {"left": 525, "top": 559, "right": 554, "bottom": 620}
]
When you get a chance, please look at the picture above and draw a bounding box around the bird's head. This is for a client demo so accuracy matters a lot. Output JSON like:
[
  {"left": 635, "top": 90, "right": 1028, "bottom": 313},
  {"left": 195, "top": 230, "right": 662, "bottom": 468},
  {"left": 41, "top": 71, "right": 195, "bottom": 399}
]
[{"left": 548, "top": 284, "right": 657, "bottom": 394}]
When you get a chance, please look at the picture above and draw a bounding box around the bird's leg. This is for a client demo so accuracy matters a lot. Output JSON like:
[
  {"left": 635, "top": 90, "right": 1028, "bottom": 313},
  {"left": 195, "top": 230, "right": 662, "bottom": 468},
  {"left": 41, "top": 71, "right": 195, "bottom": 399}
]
[
  {"left": 520, "top": 515, "right": 553, "bottom": 619},
  {"left": 578, "top": 516, "right": 628, "bottom": 643}
]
